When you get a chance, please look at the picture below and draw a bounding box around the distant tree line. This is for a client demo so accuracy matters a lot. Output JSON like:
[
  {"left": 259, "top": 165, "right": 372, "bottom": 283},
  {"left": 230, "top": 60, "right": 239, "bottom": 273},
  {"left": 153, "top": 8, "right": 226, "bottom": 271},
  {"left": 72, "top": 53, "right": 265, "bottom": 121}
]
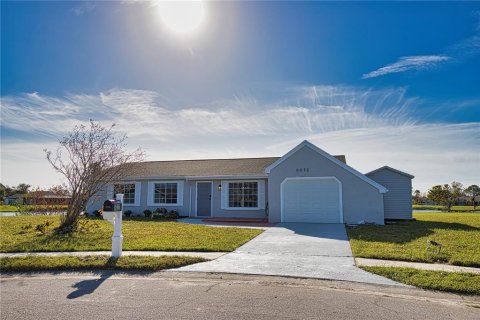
[
  {"left": 0, "top": 183, "right": 69, "bottom": 204},
  {"left": 0, "top": 183, "right": 32, "bottom": 202},
  {"left": 413, "top": 182, "right": 480, "bottom": 211}
]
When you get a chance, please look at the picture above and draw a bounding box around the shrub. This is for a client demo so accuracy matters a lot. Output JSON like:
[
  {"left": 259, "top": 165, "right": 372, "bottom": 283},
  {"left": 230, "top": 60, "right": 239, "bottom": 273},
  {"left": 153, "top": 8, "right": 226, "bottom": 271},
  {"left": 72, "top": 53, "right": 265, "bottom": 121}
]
[
  {"left": 124, "top": 210, "right": 133, "bottom": 217},
  {"left": 143, "top": 209, "right": 152, "bottom": 218},
  {"left": 152, "top": 208, "right": 166, "bottom": 219},
  {"left": 34, "top": 220, "right": 53, "bottom": 235},
  {"left": 166, "top": 210, "right": 179, "bottom": 219},
  {"left": 151, "top": 209, "right": 179, "bottom": 220}
]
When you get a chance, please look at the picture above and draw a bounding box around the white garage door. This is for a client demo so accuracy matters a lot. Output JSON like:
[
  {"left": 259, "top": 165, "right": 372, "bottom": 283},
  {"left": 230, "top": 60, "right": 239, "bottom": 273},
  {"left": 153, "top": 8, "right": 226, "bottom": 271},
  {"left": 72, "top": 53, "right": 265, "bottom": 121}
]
[{"left": 281, "top": 177, "right": 342, "bottom": 223}]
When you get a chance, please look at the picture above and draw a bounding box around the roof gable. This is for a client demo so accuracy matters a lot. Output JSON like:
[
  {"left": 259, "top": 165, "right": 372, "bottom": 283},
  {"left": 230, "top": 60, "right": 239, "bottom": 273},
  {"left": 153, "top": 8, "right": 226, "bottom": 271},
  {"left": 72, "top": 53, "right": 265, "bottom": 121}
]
[
  {"left": 366, "top": 166, "right": 415, "bottom": 179},
  {"left": 118, "top": 146, "right": 346, "bottom": 180},
  {"left": 265, "top": 140, "right": 389, "bottom": 194}
]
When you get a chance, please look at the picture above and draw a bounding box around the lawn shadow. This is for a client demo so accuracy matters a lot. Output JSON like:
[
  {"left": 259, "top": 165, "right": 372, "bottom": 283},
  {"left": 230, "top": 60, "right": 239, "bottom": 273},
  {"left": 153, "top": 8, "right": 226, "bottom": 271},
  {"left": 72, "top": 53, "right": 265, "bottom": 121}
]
[{"left": 347, "top": 220, "right": 479, "bottom": 243}]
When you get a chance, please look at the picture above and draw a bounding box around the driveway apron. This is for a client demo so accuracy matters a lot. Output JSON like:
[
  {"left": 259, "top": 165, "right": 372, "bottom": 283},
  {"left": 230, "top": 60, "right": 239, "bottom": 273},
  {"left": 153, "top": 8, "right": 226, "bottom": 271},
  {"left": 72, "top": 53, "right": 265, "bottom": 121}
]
[{"left": 175, "top": 223, "right": 403, "bottom": 286}]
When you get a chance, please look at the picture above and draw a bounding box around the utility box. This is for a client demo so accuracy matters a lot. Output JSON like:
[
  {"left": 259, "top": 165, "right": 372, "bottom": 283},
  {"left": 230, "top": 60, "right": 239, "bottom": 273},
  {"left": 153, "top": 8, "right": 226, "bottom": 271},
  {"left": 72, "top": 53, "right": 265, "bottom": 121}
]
[{"left": 103, "top": 199, "right": 122, "bottom": 212}]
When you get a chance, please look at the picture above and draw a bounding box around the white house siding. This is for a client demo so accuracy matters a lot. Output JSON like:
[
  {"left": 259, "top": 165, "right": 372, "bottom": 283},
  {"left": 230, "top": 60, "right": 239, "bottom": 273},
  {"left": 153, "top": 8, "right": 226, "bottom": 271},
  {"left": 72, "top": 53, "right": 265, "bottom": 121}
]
[
  {"left": 268, "top": 145, "right": 385, "bottom": 225},
  {"left": 366, "top": 169, "right": 413, "bottom": 220}
]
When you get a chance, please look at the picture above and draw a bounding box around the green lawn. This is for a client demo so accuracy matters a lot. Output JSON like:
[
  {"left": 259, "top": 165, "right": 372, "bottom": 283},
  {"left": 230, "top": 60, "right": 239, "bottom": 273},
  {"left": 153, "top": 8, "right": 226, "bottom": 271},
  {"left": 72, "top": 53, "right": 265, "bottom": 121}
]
[
  {"left": 413, "top": 205, "right": 479, "bottom": 212},
  {"left": 0, "top": 205, "right": 18, "bottom": 212},
  {"left": 0, "top": 255, "right": 206, "bottom": 272},
  {"left": 0, "top": 216, "right": 263, "bottom": 252},
  {"left": 361, "top": 266, "right": 480, "bottom": 295},
  {"left": 347, "top": 212, "right": 480, "bottom": 267},
  {"left": 0, "top": 205, "right": 68, "bottom": 213}
]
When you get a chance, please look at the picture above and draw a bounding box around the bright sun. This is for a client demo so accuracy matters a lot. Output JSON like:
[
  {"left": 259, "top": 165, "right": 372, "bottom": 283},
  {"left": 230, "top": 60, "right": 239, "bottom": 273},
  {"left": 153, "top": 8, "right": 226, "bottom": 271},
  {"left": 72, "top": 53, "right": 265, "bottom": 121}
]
[{"left": 157, "top": 1, "right": 206, "bottom": 35}]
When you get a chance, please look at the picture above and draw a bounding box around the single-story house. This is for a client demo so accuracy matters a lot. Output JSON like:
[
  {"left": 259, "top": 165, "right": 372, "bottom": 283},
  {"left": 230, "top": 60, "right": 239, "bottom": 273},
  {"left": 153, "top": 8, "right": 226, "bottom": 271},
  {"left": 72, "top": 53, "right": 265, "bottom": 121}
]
[
  {"left": 87, "top": 140, "right": 414, "bottom": 224},
  {"left": 455, "top": 195, "right": 480, "bottom": 206},
  {"left": 4, "top": 193, "right": 25, "bottom": 205}
]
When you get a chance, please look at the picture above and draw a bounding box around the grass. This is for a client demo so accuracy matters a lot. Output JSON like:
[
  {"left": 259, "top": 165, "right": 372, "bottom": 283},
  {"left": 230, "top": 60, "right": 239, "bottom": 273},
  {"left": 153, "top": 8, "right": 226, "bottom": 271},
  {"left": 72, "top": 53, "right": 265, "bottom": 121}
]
[
  {"left": 0, "top": 255, "right": 207, "bottom": 272},
  {"left": 347, "top": 212, "right": 480, "bottom": 267},
  {"left": 0, "top": 205, "right": 68, "bottom": 212},
  {"left": 0, "top": 205, "right": 18, "bottom": 212},
  {"left": 413, "top": 205, "right": 479, "bottom": 212},
  {"left": 0, "top": 216, "right": 263, "bottom": 252},
  {"left": 361, "top": 266, "right": 480, "bottom": 295}
]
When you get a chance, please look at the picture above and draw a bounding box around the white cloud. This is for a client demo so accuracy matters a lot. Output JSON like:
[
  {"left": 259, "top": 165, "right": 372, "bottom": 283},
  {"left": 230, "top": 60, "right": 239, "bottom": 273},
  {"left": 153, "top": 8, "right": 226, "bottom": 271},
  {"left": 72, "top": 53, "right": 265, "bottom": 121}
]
[
  {"left": 362, "top": 55, "right": 450, "bottom": 79},
  {"left": 363, "top": 12, "right": 480, "bottom": 79},
  {"left": 71, "top": 2, "right": 96, "bottom": 16},
  {"left": 1, "top": 86, "right": 479, "bottom": 192}
]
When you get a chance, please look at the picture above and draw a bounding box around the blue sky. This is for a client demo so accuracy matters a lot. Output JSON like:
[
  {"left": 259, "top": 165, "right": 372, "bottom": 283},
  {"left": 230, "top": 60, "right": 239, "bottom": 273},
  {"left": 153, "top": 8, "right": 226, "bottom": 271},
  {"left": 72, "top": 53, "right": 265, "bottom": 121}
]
[{"left": 1, "top": 1, "right": 479, "bottom": 191}]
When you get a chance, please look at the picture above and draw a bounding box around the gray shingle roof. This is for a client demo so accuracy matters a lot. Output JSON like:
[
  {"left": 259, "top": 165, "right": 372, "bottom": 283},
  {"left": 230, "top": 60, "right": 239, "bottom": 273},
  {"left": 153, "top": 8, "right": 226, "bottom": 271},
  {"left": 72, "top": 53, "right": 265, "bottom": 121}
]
[
  {"left": 124, "top": 155, "right": 346, "bottom": 179},
  {"left": 366, "top": 166, "right": 414, "bottom": 179}
]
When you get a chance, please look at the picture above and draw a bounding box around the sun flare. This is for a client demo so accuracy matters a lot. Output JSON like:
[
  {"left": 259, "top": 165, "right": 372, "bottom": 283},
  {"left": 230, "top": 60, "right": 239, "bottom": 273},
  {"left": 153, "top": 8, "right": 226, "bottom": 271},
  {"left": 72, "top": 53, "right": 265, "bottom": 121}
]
[{"left": 157, "top": 1, "right": 206, "bottom": 35}]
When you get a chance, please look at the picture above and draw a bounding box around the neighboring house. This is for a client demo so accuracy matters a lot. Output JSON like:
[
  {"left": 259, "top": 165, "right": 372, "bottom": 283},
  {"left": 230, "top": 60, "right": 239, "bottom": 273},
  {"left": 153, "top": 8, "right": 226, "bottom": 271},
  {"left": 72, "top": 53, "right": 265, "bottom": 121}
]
[
  {"left": 456, "top": 196, "right": 480, "bottom": 206},
  {"left": 4, "top": 191, "right": 71, "bottom": 206},
  {"left": 25, "top": 191, "right": 71, "bottom": 205},
  {"left": 4, "top": 193, "right": 24, "bottom": 205},
  {"left": 87, "top": 140, "right": 414, "bottom": 225}
]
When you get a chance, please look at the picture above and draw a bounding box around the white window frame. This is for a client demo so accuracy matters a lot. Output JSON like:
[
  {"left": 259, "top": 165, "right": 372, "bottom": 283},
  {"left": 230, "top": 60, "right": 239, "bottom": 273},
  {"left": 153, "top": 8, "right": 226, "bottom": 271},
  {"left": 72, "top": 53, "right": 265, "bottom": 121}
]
[
  {"left": 108, "top": 182, "right": 141, "bottom": 207},
  {"left": 220, "top": 180, "right": 265, "bottom": 211},
  {"left": 147, "top": 181, "right": 184, "bottom": 207}
]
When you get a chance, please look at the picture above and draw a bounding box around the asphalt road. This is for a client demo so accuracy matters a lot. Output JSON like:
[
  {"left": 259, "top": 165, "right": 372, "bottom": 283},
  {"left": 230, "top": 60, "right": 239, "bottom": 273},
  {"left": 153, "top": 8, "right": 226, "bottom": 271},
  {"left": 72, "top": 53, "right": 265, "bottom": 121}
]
[{"left": 1, "top": 272, "right": 479, "bottom": 320}]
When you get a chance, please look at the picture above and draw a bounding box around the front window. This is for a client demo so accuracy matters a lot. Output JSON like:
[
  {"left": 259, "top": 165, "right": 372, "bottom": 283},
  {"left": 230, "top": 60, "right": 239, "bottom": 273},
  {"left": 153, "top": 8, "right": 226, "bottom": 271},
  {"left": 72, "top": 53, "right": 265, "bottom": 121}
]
[
  {"left": 228, "top": 182, "right": 258, "bottom": 208},
  {"left": 154, "top": 183, "right": 178, "bottom": 204},
  {"left": 114, "top": 183, "right": 135, "bottom": 204}
]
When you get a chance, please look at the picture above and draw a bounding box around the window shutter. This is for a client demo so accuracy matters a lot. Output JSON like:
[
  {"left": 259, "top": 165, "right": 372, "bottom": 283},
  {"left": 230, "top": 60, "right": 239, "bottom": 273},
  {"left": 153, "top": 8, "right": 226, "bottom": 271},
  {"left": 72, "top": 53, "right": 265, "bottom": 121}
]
[
  {"left": 134, "top": 182, "right": 141, "bottom": 206},
  {"left": 177, "top": 182, "right": 184, "bottom": 206},
  {"left": 147, "top": 182, "right": 154, "bottom": 207},
  {"left": 258, "top": 180, "right": 265, "bottom": 209},
  {"left": 220, "top": 180, "right": 229, "bottom": 209},
  {"left": 107, "top": 184, "right": 114, "bottom": 199}
]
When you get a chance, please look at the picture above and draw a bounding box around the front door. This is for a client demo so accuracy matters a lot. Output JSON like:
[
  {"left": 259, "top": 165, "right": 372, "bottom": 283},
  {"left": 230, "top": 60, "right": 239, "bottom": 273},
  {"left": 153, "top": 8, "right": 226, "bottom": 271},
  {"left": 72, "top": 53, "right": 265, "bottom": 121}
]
[{"left": 196, "top": 182, "right": 212, "bottom": 216}]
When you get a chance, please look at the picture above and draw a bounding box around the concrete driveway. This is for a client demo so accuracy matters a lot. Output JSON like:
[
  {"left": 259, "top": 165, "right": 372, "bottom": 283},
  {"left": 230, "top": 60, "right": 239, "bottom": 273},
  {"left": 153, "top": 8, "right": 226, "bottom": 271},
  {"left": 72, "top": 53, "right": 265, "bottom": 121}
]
[{"left": 175, "top": 223, "right": 402, "bottom": 286}]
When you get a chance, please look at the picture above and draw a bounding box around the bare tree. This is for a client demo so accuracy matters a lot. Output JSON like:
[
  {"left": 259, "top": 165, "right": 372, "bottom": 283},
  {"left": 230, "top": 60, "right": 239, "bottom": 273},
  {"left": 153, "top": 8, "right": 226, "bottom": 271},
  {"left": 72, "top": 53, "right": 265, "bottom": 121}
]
[{"left": 45, "top": 121, "right": 145, "bottom": 233}]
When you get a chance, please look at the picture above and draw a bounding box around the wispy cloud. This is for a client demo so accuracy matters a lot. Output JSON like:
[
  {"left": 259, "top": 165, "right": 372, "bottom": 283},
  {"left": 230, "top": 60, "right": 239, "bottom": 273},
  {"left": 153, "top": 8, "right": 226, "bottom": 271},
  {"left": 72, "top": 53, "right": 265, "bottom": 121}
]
[
  {"left": 449, "top": 11, "right": 480, "bottom": 58},
  {"left": 362, "top": 55, "right": 450, "bottom": 79},
  {"left": 363, "top": 11, "right": 480, "bottom": 79},
  {"left": 1, "top": 86, "right": 479, "bottom": 191},
  {"left": 0, "top": 86, "right": 417, "bottom": 141},
  {"left": 71, "top": 2, "right": 96, "bottom": 16}
]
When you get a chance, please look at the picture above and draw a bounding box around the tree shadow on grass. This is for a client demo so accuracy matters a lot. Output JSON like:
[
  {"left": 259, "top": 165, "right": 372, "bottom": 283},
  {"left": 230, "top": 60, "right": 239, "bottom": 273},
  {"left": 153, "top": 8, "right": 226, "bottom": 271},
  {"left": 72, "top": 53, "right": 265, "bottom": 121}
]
[{"left": 347, "top": 220, "right": 479, "bottom": 244}]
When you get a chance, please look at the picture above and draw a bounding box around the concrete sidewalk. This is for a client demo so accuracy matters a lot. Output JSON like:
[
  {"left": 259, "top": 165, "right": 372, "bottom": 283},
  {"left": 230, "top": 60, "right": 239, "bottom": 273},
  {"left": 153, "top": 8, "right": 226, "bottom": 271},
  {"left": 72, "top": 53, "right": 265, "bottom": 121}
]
[
  {"left": 3, "top": 252, "right": 478, "bottom": 275},
  {"left": 356, "top": 258, "right": 480, "bottom": 274},
  {"left": 0, "top": 251, "right": 226, "bottom": 260}
]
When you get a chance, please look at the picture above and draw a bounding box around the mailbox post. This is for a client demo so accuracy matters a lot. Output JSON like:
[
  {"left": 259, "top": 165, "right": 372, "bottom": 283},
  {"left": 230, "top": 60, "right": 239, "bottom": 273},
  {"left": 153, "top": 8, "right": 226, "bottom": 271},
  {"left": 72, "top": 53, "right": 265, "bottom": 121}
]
[{"left": 102, "top": 194, "right": 124, "bottom": 258}]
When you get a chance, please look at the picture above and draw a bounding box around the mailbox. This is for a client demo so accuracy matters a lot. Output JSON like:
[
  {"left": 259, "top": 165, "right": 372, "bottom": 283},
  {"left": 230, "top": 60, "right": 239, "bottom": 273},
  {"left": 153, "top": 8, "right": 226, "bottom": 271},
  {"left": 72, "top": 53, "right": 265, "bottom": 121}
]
[
  {"left": 102, "top": 194, "right": 124, "bottom": 258},
  {"left": 103, "top": 199, "right": 122, "bottom": 212}
]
